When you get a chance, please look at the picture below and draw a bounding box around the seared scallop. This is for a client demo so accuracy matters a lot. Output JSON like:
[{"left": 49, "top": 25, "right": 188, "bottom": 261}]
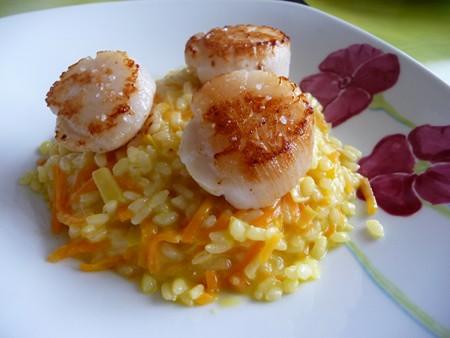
[
  {"left": 180, "top": 70, "right": 314, "bottom": 209},
  {"left": 185, "top": 24, "right": 291, "bottom": 83},
  {"left": 46, "top": 51, "right": 156, "bottom": 153}
]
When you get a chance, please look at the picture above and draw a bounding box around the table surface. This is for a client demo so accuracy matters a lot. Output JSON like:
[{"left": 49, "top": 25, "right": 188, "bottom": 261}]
[{"left": 1, "top": 0, "right": 450, "bottom": 85}]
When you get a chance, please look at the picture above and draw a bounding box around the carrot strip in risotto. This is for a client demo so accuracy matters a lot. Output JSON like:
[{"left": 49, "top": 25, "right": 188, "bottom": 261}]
[
  {"left": 206, "top": 210, "right": 232, "bottom": 233},
  {"left": 182, "top": 198, "right": 213, "bottom": 243},
  {"left": 116, "top": 175, "right": 143, "bottom": 193},
  {"left": 52, "top": 165, "right": 69, "bottom": 233},
  {"left": 48, "top": 239, "right": 108, "bottom": 262},
  {"left": 360, "top": 177, "right": 378, "bottom": 215},
  {"left": 72, "top": 157, "right": 97, "bottom": 190},
  {"left": 195, "top": 292, "right": 215, "bottom": 305},
  {"left": 205, "top": 270, "right": 219, "bottom": 293},
  {"left": 252, "top": 206, "right": 276, "bottom": 228},
  {"left": 117, "top": 205, "right": 133, "bottom": 222},
  {"left": 258, "top": 234, "right": 282, "bottom": 264},
  {"left": 70, "top": 178, "right": 97, "bottom": 202},
  {"left": 80, "top": 255, "right": 123, "bottom": 272},
  {"left": 232, "top": 242, "right": 265, "bottom": 275},
  {"left": 147, "top": 230, "right": 180, "bottom": 273}
]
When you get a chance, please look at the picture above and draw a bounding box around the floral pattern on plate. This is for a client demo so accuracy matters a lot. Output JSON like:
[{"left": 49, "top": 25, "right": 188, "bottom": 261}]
[
  {"left": 300, "top": 43, "right": 450, "bottom": 218},
  {"left": 358, "top": 125, "right": 450, "bottom": 216},
  {"left": 300, "top": 43, "right": 400, "bottom": 127}
]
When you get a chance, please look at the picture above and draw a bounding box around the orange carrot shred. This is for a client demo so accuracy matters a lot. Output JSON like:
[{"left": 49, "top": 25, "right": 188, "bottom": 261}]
[
  {"left": 51, "top": 208, "right": 63, "bottom": 234},
  {"left": 57, "top": 213, "right": 86, "bottom": 227},
  {"left": 360, "top": 177, "right": 378, "bottom": 215},
  {"left": 79, "top": 255, "right": 123, "bottom": 272},
  {"left": 181, "top": 198, "right": 213, "bottom": 243},
  {"left": 116, "top": 175, "right": 143, "bottom": 193},
  {"left": 52, "top": 165, "right": 70, "bottom": 233},
  {"left": 48, "top": 239, "right": 108, "bottom": 262},
  {"left": 138, "top": 220, "right": 157, "bottom": 267},
  {"left": 284, "top": 194, "right": 300, "bottom": 224},
  {"left": 205, "top": 270, "right": 219, "bottom": 293},
  {"left": 232, "top": 242, "right": 264, "bottom": 274},
  {"left": 70, "top": 178, "right": 97, "bottom": 202},
  {"left": 117, "top": 205, "right": 133, "bottom": 222},
  {"left": 324, "top": 223, "right": 336, "bottom": 237},
  {"left": 252, "top": 207, "right": 275, "bottom": 228},
  {"left": 195, "top": 292, "right": 215, "bottom": 305},
  {"left": 72, "top": 156, "right": 97, "bottom": 191},
  {"left": 147, "top": 230, "right": 180, "bottom": 273},
  {"left": 258, "top": 234, "right": 281, "bottom": 264},
  {"left": 206, "top": 210, "right": 232, "bottom": 233}
]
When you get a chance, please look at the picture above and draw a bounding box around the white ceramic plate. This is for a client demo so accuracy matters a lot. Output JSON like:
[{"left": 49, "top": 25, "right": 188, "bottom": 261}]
[{"left": 1, "top": 1, "right": 449, "bottom": 337}]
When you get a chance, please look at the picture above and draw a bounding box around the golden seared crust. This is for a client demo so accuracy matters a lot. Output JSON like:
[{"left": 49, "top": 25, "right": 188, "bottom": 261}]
[
  {"left": 204, "top": 86, "right": 313, "bottom": 180},
  {"left": 46, "top": 51, "right": 139, "bottom": 142},
  {"left": 185, "top": 24, "right": 290, "bottom": 60}
]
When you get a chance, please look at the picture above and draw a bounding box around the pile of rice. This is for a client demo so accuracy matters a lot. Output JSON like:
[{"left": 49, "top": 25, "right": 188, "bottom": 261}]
[{"left": 21, "top": 68, "right": 376, "bottom": 305}]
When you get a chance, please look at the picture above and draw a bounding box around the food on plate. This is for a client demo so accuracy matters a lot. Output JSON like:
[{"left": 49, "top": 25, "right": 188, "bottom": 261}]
[
  {"left": 21, "top": 25, "right": 377, "bottom": 306},
  {"left": 185, "top": 24, "right": 291, "bottom": 82},
  {"left": 46, "top": 51, "right": 156, "bottom": 153},
  {"left": 180, "top": 69, "right": 313, "bottom": 209}
]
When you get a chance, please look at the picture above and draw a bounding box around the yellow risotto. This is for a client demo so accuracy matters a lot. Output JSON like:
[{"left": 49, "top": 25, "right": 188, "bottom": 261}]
[{"left": 21, "top": 68, "right": 376, "bottom": 305}]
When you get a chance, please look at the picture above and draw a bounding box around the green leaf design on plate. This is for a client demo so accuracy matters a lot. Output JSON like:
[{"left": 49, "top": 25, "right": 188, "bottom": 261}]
[
  {"left": 347, "top": 241, "right": 450, "bottom": 338},
  {"left": 370, "top": 94, "right": 416, "bottom": 129}
]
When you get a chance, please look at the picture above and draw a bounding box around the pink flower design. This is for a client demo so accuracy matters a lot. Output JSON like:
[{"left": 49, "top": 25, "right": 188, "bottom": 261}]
[
  {"left": 300, "top": 44, "right": 400, "bottom": 127},
  {"left": 359, "top": 125, "right": 450, "bottom": 216}
]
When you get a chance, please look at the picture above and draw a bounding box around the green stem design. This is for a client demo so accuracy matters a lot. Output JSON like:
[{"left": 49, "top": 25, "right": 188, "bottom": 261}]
[
  {"left": 368, "top": 95, "right": 450, "bottom": 219},
  {"left": 427, "top": 204, "right": 450, "bottom": 219},
  {"left": 370, "top": 94, "right": 417, "bottom": 129},
  {"left": 346, "top": 241, "right": 450, "bottom": 338}
]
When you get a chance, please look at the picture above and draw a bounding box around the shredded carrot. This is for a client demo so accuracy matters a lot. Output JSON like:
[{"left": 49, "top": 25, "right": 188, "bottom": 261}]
[
  {"left": 252, "top": 206, "right": 276, "bottom": 228},
  {"left": 206, "top": 210, "right": 232, "bottom": 233},
  {"left": 329, "top": 151, "right": 340, "bottom": 163},
  {"left": 138, "top": 220, "right": 157, "bottom": 267},
  {"left": 147, "top": 230, "right": 180, "bottom": 273},
  {"left": 72, "top": 156, "right": 97, "bottom": 190},
  {"left": 36, "top": 158, "right": 46, "bottom": 166},
  {"left": 79, "top": 255, "right": 123, "bottom": 272},
  {"left": 57, "top": 213, "right": 86, "bottom": 227},
  {"left": 51, "top": 209, "right": 63, "bottom": 235},
  {"left": 284, "top": 194, "right": 300, "bottom": 224},
  {"left": 360, "top": 177, "right": 378, "bottom": 215},
  {"left": 234, "top": 210, "right": 248, "bottom": 219},
  {"left": 258, "top": 234, "right": 281, "bottom": 264},
  {"left": 70, "top": 178, "right": 97, "bottom": 202},
  {"left": 325, "top": 167, "right": 337, "bottom": 179},
  {"left": 205, "top": 270, "right": 219, "bottom": 293},
  {"left": 106, "top": 151, "right": 117, "bottom": 168},
  {"left": 232, "top": 242, "right": 265, "bottom": 275},
  {"left": 323, "top": 223, "right": 336, "bottom": 237},
  {"left": 117, "top": 205, "right": 133, "bottom": 222},
  {"left": 299, "top": 204, "right": 317, "bottom": 228},
  {"left": 116, "top": 175, "right": 143, "bottom": 193},
  {"left": 228, "top": 273, "right": 250, "bottom": 291},
  {"left": 48, "top": 239, "right": 108, "bottom": 262},
  {"left": 52, "top": 165, "right": 69, "bottom": 233},
  {"left": 181, "top": 198, "right": 213, "bottom": 243},
  {"left": 195, "top": 292, "right": 215, "bottom": 305}
]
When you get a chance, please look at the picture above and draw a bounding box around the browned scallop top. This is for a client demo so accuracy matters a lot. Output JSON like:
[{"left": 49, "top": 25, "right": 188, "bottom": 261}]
[
  {"left": 186, "top": 24, "right": 290, "bottom": 59},
  {"left": 45, "top": 51, "right": 139, "bottom": 140},
  {"left": 204, "top": 89, "right": 313, "bottom": 174}
]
